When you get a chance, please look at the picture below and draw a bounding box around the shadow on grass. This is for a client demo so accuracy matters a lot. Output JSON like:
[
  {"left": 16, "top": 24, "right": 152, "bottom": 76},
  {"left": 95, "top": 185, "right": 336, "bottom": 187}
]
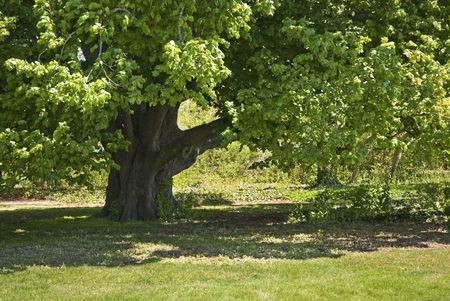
[{"left": 0, "top": 202, "right": 448, "bottom": 274}]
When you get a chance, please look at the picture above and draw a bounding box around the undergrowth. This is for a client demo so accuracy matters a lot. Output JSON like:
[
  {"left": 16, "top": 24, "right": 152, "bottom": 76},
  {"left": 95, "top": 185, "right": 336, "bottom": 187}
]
[{"left": 289, "top": 182, "right": 449, "bottom": 223}]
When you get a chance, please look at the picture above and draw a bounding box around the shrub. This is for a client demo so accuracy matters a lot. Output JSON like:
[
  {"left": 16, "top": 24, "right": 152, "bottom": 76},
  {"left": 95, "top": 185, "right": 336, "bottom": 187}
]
[{"left": 289, "top": 183, "right": 449, "bottom": 223}]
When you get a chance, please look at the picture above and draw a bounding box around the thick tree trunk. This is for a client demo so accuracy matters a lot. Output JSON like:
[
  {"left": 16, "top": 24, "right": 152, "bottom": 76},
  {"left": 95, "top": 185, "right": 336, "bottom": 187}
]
[
  {"left": 81, "top": 43, "right": 224, "bottom": 221},
  {"left": 101, "top": 150, "right": 159, "bottom": 221},
  {"left": 100, "top": 103, "right": 224, "bottom": 222}
]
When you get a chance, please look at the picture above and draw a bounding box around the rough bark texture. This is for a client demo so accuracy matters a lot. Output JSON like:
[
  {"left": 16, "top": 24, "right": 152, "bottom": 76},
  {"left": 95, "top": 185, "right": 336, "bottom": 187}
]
[{"left": 100, "top": 104, "right": 225, "bottom": 222}]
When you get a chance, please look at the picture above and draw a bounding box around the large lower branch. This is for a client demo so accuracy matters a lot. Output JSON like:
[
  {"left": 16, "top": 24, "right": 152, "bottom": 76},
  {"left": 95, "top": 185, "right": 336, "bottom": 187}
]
[
  {"left": 141, "top": 104, "right": 169, "bottom": 152},
  {"left": 157, "top": 119, "right": 226, "bottom": 166},
  {"left": 159, "top": 135, "right": 223, "bottom": 179}
]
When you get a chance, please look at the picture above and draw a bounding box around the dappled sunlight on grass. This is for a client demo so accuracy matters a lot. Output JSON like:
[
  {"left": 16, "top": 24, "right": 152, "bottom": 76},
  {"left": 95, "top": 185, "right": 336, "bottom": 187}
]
[
  {"left": 0, "top": 192, "right": 449, "bottom": 301},
  {"left": 0, "top": 200, "right": 448, "bottom": 275}
]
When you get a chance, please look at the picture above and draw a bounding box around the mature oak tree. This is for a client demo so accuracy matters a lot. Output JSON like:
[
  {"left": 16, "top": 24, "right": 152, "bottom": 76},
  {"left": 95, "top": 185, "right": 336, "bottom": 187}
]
[{"left": 1, "top": 0, "right": 448, "bottom": 221}]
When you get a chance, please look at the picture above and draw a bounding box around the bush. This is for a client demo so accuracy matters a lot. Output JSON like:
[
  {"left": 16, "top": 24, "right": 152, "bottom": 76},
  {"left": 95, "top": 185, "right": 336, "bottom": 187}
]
[{"left": 289, "top": 183, "right": 449, "bottom": 223}]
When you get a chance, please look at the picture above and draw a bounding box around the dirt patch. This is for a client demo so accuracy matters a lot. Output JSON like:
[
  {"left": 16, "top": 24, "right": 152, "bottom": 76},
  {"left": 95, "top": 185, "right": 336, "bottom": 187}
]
[{"left": 0, "top": 198, "right": 101, "bottom": 209}]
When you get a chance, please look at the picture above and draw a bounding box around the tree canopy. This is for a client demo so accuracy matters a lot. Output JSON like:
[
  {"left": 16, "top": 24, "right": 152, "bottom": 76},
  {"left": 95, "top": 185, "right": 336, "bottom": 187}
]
[
  {"left": 221, "top": 0, "right": 449, "bottom": 170},
  {"left": 0, "top": 0, "right": 448, "bottom": 220}
]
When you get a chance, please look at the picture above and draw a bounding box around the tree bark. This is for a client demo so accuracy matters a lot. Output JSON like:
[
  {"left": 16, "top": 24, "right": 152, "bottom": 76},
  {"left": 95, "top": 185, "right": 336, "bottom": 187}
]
[
  {"left": 390, "top": 147, "right": 403, "bottom": 178},
  {"left": 100, "top": 103, "right": 224, "bottom": 222},
  {"left": 313, "top": 165, "right": 341, "bottom": 188},
  {"left": 349, "top": 165, "right": 359, "bottom": 184}
]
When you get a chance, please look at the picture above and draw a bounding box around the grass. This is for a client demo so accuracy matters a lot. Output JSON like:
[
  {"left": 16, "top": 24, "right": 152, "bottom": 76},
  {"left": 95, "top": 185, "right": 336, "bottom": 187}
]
[
  {"left": 1, "top": 249, "right": 448, "bottom": 300},
  {"left": 0, "top": 182, "right": 449, "bottom": 300}
]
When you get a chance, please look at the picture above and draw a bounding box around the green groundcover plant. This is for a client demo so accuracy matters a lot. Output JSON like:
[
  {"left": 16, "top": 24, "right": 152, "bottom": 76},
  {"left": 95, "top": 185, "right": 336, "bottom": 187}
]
[{"left": 290, "top": 182, "right": 450, "bottom": 223}]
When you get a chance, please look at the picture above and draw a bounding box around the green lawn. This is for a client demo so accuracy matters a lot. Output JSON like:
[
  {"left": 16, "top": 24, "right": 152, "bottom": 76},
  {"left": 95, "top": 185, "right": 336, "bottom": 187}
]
[{"left": 1, "top": 195, "right": 449, "bottom": 300}]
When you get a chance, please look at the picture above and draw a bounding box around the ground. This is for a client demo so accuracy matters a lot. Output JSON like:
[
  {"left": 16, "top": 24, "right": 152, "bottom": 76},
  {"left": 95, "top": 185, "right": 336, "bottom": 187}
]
[{"left": 0, "top": 183, "right": 449, "bottom": 300}]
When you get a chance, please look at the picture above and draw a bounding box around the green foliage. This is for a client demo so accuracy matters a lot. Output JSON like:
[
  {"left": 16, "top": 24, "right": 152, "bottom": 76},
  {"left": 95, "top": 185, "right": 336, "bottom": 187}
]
[
  {"left": 177, "top": 100, "right": 289, "bottom": 184},
  {"left": 0, "top": 11, "right": 14, "bottom": 41},
  {"left": 222, "top": 0, "right": 450, "bottom": 171},
  {"left": 155, "top": 178, "right": 192, "bottom": 220},
  {"left": 412, "top": 183, "right": 450, "bottom": 221},
  {"left": 177, "top": 100, "right": 218, "bottom": 130},
  {"left": 0, "top": 170, "right": 107, "bottom": 204},
  {"left": 290, "top": 183, "right": 449, "bottom": 223},
  {"left": 183, "top": 141, "right": 288, "bottom": 182},
  {"left": 0, "top": 0, "right": 274, "bottom": 187},
  {"left": 0, "top": 0, "right": 448, "bottom": 192}
]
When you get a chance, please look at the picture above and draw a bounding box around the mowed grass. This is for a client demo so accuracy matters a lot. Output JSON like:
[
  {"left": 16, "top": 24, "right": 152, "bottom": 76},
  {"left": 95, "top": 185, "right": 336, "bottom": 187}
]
[{"left": 0, "top": 193, "right": 449, "bottom": 300}]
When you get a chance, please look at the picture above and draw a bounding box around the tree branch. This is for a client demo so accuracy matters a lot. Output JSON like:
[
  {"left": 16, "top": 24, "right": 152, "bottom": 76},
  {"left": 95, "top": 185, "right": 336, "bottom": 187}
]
[
  {"left": 198, "top": 135, "right": 223, "bottom": 153},
  {"left": 122, "top": 111, "right": 135, "bottom": 142},
  {"left": 158, "top": 135, "right": 224, "bottom": 179},
  {"left": 141, "top": 104, "right": 169, "bottom": 151},
  {"left": 157, "top": 119, "right": 226, "bottom": 166},
  {"left": 159, "top": 103, "right": 183, "bottom": 148}
]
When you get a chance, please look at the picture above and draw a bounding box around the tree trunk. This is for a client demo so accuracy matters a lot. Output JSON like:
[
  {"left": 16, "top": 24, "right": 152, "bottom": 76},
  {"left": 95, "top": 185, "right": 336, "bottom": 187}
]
[
  {"left": 390, "top": 147, "right": 403, "bottom": 178},
  {"left": 81, "top": 44, "right": 224, "bottom": 221},
  {"left": 100, "top": 104, "right": 224, "bottom": 222},
  {"left": 349, "top": 165, "right": 359, "bottom": 184},
  {"left": 313, "top": 165, "right": 341, "bottom": 188}
]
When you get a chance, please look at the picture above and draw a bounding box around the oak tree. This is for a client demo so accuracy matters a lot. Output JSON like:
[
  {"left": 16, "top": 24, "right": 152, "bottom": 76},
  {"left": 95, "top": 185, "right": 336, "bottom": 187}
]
[{"left": 1, "top": 0, "right": 448, "bottom": 221}]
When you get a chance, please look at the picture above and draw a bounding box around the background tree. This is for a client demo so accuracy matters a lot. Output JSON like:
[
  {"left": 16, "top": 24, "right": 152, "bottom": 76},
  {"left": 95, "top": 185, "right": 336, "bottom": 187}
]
[{"left": 221, "top": 0, "right": 449, "bottom": 182}]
